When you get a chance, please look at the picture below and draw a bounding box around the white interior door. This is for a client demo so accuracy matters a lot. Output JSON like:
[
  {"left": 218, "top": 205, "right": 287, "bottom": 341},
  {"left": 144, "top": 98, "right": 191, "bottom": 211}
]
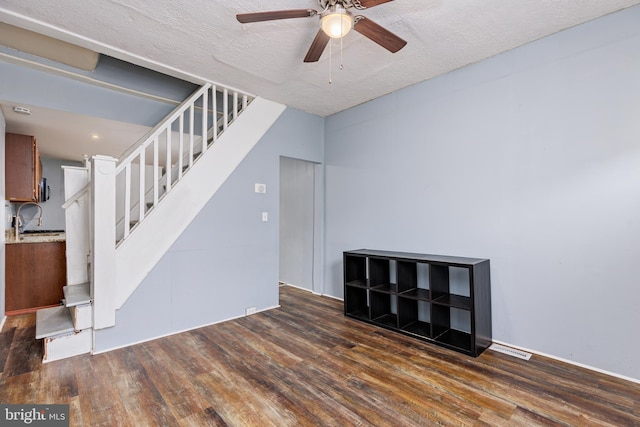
[{"left": 279, "top": 156, "right": 315, "bottom": 291}]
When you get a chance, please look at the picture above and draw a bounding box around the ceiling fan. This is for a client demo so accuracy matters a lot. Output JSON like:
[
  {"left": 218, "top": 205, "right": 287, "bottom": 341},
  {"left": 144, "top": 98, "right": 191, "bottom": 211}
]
[{"left": 236, "top": 0, "right": 407, "bottom": 63}]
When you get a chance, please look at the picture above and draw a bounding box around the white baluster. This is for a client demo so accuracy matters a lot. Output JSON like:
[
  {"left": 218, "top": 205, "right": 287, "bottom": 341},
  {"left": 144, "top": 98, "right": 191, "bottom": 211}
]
[
  {"left": 212, "top": 85, "right": 218, "bottom": 143},
  {"left": 178, "top": 114, "right": 184, "bottom": 180},
  {"left": 165, "top": 127, "right": 172, "bottom": 192},
  {"left": 153, "top": 137, "right": 159, "bottom": 206},
  {"left": 138, "top": 151, "right": 145, "bottom": 222},
  {"left": 242, "top": 95, "right": 248, "bottom": 111},
  {"left": 233, "top": 91, "right": 238, "bottom": 121},
  {"left": 189, "top": 104, "right": 195, "bottom": 168},
  {"left": 124, "top": 163, "right": 131, "bottom": 239},
  {"left": 223, "top": 88, "right": 229, "bottom": 131},
  {"left": 201, "top": 89, "right": 208, "bottom": 153}
]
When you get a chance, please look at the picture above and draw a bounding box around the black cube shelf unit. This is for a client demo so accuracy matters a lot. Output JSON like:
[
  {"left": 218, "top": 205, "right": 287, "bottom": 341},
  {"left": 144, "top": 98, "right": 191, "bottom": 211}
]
[{"left": 344, "top": 249, "right": 492, "bottom": 357}]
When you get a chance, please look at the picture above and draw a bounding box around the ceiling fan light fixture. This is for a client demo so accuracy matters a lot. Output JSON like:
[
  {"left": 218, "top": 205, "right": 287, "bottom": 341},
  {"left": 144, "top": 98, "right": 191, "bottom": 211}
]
[{"left": 321, "top": 6, "right": 353, "bottom": 38}]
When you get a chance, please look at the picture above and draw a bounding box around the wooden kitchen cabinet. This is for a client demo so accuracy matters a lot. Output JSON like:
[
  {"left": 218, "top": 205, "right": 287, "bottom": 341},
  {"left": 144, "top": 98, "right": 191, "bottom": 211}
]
[
  {"left": 5, "top": 132, "right": 42, "bottom": 202},
  {"left": 5, "top": 242, "right": 66, "bottom": 314}
]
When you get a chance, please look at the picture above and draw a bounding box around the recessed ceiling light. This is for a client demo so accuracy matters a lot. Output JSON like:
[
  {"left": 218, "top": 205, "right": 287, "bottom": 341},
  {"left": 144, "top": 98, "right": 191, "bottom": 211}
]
[
  {"left": 13, "top": 106, "right": 31, "bottom": 115},
  {"left": 91, "top": 134, "right": 100, "bottom": 140}
]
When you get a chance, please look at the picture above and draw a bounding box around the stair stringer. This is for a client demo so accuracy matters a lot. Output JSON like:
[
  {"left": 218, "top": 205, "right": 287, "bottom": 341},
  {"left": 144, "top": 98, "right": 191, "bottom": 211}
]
[{"left": 114, "top": 97, "right": 286, "bottom": 309}]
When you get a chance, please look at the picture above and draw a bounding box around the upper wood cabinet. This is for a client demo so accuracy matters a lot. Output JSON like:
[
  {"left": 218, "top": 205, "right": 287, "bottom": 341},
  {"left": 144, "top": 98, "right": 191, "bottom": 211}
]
[{"left": 5, "top": 132, "right": 42, "bottom": 202}]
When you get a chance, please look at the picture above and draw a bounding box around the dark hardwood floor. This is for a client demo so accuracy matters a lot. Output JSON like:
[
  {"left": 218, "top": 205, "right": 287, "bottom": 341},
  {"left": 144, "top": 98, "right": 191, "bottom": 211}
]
[{"left": 1, "top": 285, "right": 639, "bottom": 426}]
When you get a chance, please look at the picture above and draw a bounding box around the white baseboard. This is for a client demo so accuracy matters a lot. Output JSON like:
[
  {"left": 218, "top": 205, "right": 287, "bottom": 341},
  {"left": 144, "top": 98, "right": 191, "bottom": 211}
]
[
  {"left": 320, "top": 293, "right": 343, "bottom": 302},
  {"left": 491, "top": 339, "right": 640, "bottom": 385},
  {"left": 281, "top": 283, "right": 344, "bottom": 301},
  {"left": 280, "top": 282, "right": 314, "bottom": 293},
  {"left": 92, "top": 304, "right": 280, "bottom": 356}
]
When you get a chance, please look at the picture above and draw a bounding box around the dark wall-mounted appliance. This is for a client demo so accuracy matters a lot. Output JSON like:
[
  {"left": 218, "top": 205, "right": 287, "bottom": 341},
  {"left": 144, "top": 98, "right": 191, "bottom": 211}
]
[{"left": 40, "top": 177, "right": 50, "bottom": 202}]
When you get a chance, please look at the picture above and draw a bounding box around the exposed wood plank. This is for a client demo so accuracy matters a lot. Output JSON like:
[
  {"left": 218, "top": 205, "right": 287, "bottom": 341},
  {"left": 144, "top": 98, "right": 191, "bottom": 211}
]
[
  {"left": 178, "top": 407, "right": 229, "bottom": 427},
  {"left": 2, "top": 324, "right": 42, "bottom": 378},
  {"left": 72, "top": 353, "right": 130, "bottom": 426},
  {"left": 0, "top": 327, "right": 16, "bottom": 374},
  {"left": 105, "top": 346, "right": 180, "bottom": 426},
  {"left": 0, "top": 286, "right": 639, "bottom": 426},
  {"left": 37, "top": 357, "right": 78, "bottom": 402},
  {"left": 202, "top": 322, "right": 372, "bottom": 426},
  {"left": 132, "top": 340, "right": 213, "bottom": 421},
  {"left": 192, "top": 328, "right": 319, "bottom": 426},
  {"left": 508, "top": 406, "right": 568, "bottom": 426}
]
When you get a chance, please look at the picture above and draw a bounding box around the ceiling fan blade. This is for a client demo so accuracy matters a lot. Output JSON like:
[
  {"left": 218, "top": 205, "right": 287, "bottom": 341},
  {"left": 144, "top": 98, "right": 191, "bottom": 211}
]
[
  {"left": 236, "top": 9, "right": 316, "bottom": 24},
  {"left": 304, "top": 29, "right": 330, "bottom": 63},
  {"left": 356, "top": 0, "right": 394, "bottom": 8},
  {"left": 354, "top": 17, "right": 407, "bottom": 53}
]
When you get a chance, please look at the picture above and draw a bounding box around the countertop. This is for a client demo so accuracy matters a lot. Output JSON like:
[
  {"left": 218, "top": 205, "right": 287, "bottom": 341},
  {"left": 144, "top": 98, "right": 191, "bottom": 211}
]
[{"left": 5, "top": 231, "right": 66, "bottom": 244}]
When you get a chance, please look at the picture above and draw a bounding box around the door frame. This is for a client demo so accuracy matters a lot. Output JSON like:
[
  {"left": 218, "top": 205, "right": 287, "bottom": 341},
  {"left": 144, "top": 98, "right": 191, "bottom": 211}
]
[{"left": 278, "top": 156, "right": 324, "bottom": 295}]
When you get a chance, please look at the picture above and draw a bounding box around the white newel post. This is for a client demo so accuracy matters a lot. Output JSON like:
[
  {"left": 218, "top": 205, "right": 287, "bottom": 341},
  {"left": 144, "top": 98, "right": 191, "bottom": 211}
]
[{"left": 91, "top": 155, "right": 117, "bottom": 329}]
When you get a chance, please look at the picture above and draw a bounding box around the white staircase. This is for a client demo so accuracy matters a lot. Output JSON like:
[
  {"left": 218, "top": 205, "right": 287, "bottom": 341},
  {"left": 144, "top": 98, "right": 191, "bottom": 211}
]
[{"left": 34, "top": 82, "right": 285, "bottom": 361}]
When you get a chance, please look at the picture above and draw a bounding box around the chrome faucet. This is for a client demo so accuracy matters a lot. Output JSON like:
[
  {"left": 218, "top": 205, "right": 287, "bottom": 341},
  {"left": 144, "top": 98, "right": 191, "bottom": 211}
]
[{"left": 14, "top": 202, "right": 43, "bottom": 240}]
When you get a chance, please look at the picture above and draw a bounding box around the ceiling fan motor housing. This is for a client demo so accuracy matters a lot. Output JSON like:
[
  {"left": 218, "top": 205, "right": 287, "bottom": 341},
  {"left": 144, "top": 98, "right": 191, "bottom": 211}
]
[{"left": 319, "top": 0, "right": 367, "bottom": 11}]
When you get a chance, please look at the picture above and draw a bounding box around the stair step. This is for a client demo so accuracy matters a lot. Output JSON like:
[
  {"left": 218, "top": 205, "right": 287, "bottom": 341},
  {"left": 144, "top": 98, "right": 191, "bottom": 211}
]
[
  {"left": 36, "top": 306, "right": 75, "bottom": 339},
  {"left": 43, "top": 329, "right": 92, "bottom": 363},
  {"left": 63, "top": 283, "right": 91, "bottom": 307},
  {"left": 71, "top": 304, "right": 92, "bottom": 331}
]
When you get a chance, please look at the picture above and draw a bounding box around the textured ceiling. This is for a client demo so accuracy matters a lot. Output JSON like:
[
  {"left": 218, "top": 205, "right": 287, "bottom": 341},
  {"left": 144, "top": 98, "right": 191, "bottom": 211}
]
[{"left": 1, "top": 0, "right": 640, "bottom": 117}]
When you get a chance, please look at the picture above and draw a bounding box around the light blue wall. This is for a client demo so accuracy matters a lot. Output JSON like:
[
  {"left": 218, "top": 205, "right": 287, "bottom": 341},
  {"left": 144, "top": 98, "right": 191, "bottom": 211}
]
[
  {"left": 94, "top": 108, "right": 324, "bottom": 351},
  {"left": 324, "top": 6, "right": 640, "bottom": 379},
  {"left": 11, "top": 157, "right": 83, "bottom": 232},
  {"left": 0, "top": 57, "right": 193, "bottom": 128},
  {"left": 39, "top": 157, "right": 83, "bottom": 229}
]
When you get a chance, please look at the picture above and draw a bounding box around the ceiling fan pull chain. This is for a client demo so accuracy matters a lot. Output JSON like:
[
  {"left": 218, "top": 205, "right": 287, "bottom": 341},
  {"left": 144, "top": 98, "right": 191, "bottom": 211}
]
[
  {"left": 329, "top": 38, "right": 333, "bottom": 84},
  {"left": 340, "top": 31, "right": 344, "bottom": 70},
  {"left": 340, "top": 12, "right": 344, "bottom": 70}
]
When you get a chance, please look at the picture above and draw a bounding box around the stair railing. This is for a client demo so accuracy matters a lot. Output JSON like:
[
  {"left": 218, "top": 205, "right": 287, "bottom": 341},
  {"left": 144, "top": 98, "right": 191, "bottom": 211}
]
[{"left": 114, "top": 84, "right": 252, "bottom": 244}]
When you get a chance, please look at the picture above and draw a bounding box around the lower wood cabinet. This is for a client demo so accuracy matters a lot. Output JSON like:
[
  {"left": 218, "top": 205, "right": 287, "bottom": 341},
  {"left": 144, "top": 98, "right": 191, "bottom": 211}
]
[
  {"left": 5, "top": 242, "right": 67, "bottom": 314},
  {"left": 344, "top": 249, "right": 492, "bottom": 357}
]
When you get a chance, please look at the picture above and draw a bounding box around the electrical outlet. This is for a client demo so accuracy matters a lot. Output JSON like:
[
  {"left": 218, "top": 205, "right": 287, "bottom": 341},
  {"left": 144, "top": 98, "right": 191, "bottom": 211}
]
[
  {"left": 246, "top": 307, "right": 257, "bottom": 316},
  {"left": 255, "top": 183, "right": 267, "bottom": 194}
]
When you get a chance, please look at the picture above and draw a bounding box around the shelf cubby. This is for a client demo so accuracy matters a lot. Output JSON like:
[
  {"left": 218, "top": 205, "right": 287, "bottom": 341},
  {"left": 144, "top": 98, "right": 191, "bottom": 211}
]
[
  {"left": 343, "top": 249, "right": 492, "bottom": 357},
  {"left": 344, "top": 285, "right": 369, "bottom": 320},
  {"left": 370, "top": 291, "right": 397, "bottom": 328},
  {"left": 398, "top": 297, "right": 431, "bottom": 338},
  {"left": 396, "top": 260, "right": 417, "bottom": 293},
  {"left": 344, "top": 254, "right": 367, "bottom": 288},
  {"left": 368, "top": 257, "right": 392, "bottom": 288},
  {"left": 436, "top": 329, "right": 473, "bottom": 353}
]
